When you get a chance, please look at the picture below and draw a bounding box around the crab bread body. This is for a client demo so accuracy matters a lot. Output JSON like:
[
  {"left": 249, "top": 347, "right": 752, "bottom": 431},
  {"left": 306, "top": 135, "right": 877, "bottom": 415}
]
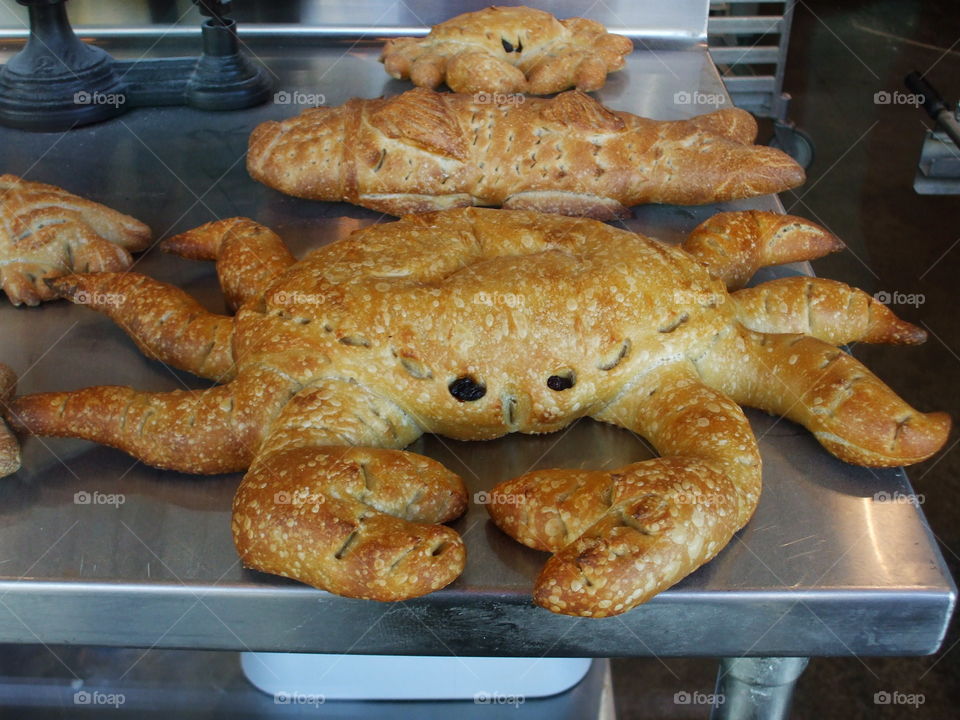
[{"left": 2, "top": 209, "right": 948, "bottom": 616}]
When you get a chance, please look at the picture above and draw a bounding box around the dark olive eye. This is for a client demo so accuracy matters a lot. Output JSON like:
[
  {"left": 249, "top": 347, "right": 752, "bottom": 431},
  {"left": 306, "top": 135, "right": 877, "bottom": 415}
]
[
  {"left": 449, "top": 376, "right": 486, "bottom": 402},
  {"left": 501, "top": 38, "right": 514, "bottom": 52},
  {"left": 547, "top": 371, "right": 575, "bottom": 391}
]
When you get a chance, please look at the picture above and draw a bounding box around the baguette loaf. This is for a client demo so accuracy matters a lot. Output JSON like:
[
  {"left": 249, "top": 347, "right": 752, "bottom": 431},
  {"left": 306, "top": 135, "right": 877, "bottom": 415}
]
[{"left": 247, "top": 89, "right": 805, "bottom": 219}]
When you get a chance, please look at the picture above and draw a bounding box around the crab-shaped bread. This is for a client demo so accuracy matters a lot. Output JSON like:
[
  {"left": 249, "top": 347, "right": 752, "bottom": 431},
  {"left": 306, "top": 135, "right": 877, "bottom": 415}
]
[
  {"left": 381, "top": 6, "right": 633, "bottom": 95},
  {"left": 1, "top": 209, "right": 948, "bottom": 616},
  {"left": 0, "top": 175, "right": 151, "bottom": 306}
]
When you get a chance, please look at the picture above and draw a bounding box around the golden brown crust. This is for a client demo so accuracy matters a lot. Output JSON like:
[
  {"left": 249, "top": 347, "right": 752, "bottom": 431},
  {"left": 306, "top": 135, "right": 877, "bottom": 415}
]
[
  {"left": 380, "top": 6, "right": 633, "bottom": 95},
  {"left": 160, "top": 218, "right": 296, "bottom": 310},
  {"left": 687, "top": 108, "right": 759, "bottom": 145},
  {"left": 229, "top": 376, "right": 465, "bottom": 600},
  {"left": 490, "top": 363, "right": 754, "bottom": 616},
  {"left": 731, "top": 277, "right": 928, "bottom": 345},
  {"left": 5, "top": 208, "right": 947, "bottom": 610},
  {"left": 537, "top": 89, "right": 625, "bottom": 131},
  {"left": 695, "top": 328, "right": 951, "bottom": 467},
  {"left": 369, "top": 88, "right": 470, "bottom": 161},
  {"left": 246, "top": 90, "right": 806, "bottom": 217},
  {"left": 256, "top": 380, "right": 421, "bottom": 457},
  {"left": 233, "top": 447, "right": 467, "bottom": 601},
  {"left": 0, "top": 174, "right": 151, "bottom": 306},
  {"left": 163, "top": 217, "right": 296, "bottom": 311},
  {"left": 682, "top": 211, "right": 844, "bottom": 290},
  {"left": 7, "top": 385, "right": 254, "bottom": 474},
  {"left": 49, "top": 273, "right": 236, "bottom": 381},
  {"left": 6, "top": 362, "right": 302, "bottom": 475},
  {"left": 533, "top": 458, "right": 738, "bottom": 616}
]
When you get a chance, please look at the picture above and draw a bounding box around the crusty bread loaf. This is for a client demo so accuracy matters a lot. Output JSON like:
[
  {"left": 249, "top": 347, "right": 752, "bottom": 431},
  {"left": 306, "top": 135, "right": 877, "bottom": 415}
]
[
  {"left": 3, "top": 208, "right": 947, "bottom": 613},
  {"left": 247, "top": 89, "right": 805, "bottom": 218},
  {"left": 0, "top": 175, "right": 151, "bottom": 305},
  {"left": 381, "top": 6, "right": 633, "bottom": 95}
]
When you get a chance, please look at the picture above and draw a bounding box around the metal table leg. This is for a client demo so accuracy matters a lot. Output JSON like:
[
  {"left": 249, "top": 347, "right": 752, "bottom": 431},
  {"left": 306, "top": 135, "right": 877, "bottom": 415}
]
[{"left": 709, "top": 657, "right": 810, "bottom": 720}]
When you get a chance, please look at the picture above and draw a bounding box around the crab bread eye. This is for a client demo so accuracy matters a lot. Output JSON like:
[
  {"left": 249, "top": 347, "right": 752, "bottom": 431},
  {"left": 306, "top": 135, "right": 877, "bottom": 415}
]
[
  {"left": 547, "top": 371, "right": 576, "bottom": 391},
  {"left": 449, "top": 376, "right": 486, "bottom": 402}
]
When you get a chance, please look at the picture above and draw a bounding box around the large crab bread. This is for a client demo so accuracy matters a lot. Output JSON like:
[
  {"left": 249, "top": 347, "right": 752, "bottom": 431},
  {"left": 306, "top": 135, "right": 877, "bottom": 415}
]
[{"left": 0, "top": 208, "right": 948, "bottom": 616}]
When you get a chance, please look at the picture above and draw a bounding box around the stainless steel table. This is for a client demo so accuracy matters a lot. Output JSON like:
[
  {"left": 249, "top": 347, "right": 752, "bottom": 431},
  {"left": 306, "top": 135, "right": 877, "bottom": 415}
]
[{"left": 0, "top": 4, "right": 954, "bottom": 719}]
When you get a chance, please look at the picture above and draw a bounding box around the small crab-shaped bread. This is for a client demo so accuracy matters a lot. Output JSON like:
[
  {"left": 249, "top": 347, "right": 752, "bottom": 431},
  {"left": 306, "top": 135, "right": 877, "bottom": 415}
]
[
  {"left": 0, "top": 175, "right": 151, "bottom": 306},
  {"left": 381, "top": 6, "right": 633, "bottom": 95},
  {"left": 1, "top": 209, "right": 948, "bottom": 615}
]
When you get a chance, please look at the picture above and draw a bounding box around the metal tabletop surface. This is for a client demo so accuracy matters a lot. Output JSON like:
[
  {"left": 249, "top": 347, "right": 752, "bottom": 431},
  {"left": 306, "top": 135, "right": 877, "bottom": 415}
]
[{"left": 0, "top": 30, "right": 954, "bottom": 659}]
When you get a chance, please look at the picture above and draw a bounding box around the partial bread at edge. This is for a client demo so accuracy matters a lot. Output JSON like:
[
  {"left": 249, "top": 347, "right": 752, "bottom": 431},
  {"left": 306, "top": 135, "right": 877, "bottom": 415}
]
[{"left": 0, "top": 175, "right": 151, "bottom": 306}]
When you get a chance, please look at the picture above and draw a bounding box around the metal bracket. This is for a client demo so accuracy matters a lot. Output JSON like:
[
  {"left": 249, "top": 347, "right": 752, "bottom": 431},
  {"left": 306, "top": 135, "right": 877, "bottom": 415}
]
[
  {"left": 0, "top": 0, "right": 272, "bottom": 131},
  {"left": 710, "top": 656, "right": 810, "bottom": 720},
  {"left": 914, "top": 129, "right": 960, "bottom": 195}
]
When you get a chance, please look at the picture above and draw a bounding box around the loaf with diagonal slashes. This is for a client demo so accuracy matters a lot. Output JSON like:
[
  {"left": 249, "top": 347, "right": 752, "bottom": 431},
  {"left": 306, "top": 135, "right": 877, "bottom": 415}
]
[{"left": 247, "top": 89, "right": 805, "bottom": 219}]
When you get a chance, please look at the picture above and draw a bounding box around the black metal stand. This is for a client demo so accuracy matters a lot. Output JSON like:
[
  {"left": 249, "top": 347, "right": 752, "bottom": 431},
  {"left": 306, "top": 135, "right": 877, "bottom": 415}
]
[
  {"left": 906, "top": 70, "right": 960, "bottom": 195},
  {"left": 0, "top": 0, "right": 272, "bottom": 132}
]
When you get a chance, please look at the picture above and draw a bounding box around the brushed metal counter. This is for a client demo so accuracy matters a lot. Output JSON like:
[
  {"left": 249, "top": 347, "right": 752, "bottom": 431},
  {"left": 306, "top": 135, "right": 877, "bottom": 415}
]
[{"left": 0, "top": 39, "right": 953, "bottom": 658}]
